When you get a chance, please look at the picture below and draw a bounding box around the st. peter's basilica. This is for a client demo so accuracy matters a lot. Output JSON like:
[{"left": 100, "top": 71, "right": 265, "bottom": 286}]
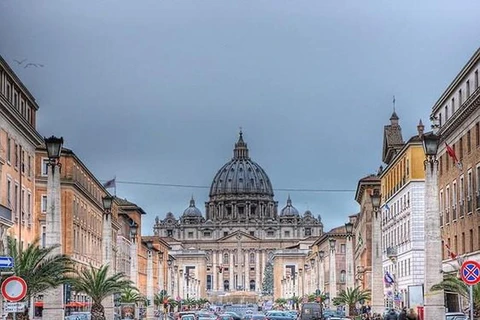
[{"left": 153, "top": 132, "right": 324, "bottom": 300}]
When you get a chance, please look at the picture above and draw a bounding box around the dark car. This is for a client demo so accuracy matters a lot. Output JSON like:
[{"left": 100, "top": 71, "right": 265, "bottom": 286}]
[{"left": 300, "top": 303, "right": 323, "bottom": 320}]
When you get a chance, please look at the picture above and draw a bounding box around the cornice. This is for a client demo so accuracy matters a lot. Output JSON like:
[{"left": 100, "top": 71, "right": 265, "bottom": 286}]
[{"left": 0, "top": 97, "right": 43, "bottom": 146}]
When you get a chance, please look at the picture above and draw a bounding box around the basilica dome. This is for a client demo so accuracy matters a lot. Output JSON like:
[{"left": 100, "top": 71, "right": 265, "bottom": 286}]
[
  {"left": 209, "top": 131, "right": 274, "bottom": 197},
  {"left": 182, "top": 197, "right": 202, "bottom": 217},
  {"left": 280, "top": 195, "right": 300, "bottom": 216}
]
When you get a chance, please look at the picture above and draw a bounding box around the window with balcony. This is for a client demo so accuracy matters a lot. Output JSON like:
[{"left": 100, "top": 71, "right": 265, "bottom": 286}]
[{"left": 452, "top": 181, "right": 457, "bottom": 220}]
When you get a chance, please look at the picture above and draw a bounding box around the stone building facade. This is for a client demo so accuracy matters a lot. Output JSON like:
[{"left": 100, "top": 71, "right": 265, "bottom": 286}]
[
  {"left": 0, "top": 55, "right": 43, "bottom": 252},
  {"left": 154, "top": 132, "right": 324, "bottom": 300},
  {"left": 430, "top": 47, "right": 480, "bottom": 311}
]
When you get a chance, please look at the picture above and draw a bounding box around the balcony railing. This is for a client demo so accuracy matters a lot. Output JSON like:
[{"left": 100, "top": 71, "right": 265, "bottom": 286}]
[{"left": 386, "top": 247, "right": 397, "bottom": 259}]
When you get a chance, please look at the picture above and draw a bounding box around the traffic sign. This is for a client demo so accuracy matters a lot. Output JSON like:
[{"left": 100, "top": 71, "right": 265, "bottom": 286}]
[
  {"left": 0, "top": 256, "right": 14, "bottom": 268},
  {"left": 1, "top": 276, "right": 27, "bottom": 302},
  {"left": 460, "top": 260, "right": 480, "bottom": 285},
  {"left": 3, "top": 302, "right": 25, "bottom": 313}
]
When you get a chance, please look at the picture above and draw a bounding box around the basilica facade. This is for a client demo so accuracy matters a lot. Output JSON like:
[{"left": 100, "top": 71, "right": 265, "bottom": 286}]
[{"left": 153, "top": 132, "right": 324, "bottom": 299}]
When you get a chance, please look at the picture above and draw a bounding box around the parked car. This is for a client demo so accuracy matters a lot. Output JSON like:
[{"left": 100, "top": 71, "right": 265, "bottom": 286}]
[
  {"left": 300, "top": 303, "right": 323, "bottom": 320},
  {"left": 445, "top": 312, "right": 468, "bottom": 320}
]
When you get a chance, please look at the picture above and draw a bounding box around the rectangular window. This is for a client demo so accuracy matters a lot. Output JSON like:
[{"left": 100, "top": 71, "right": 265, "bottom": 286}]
[
  {"left": 6, "top": 137, "right": 11, "bottom": 162},
  {"left": 41, "top": 226, "right": 46, "bottom": 248},
  {"left": 459, "top": 89, "right": 463, "bottom": 106},
  {"left": 467, "top": 80, "right": 471, "bottom": 97},
  {"left": 21, "top": 101, "right": 25, "bottom": 115},
  {"left": 41, "top": 159, "right": 49, "bottom": 175},
  {"left": 223, "top": 231, "right": 228, "bottom": 237},
  {"left": 21, "top": 150, "right": 25, "bottom": 173},
  {"left": 284, "top": 231, "right": 290, "bottom": 237},
  {"left": 445, "top": 105, "right": 449, "bottom": 120},
  {"left": 14, "top": 185, "right": 18, "bottom": 220},
  {"left": 28, "top": 155, "right": 32, "bottom": 177},
  {"left": 468, "top": 131, "right": 472, "bottom": 153},
  {"left": 188, "top": 232, "right": 193, "bottom": 238},
  {"left": 451, "top": 98, "right": 455, "bottom": 113},
  {"left": 462, "top": 232, "right": 465, "bottom": 254},
  {"left": 41, "top": 195, "right": 47, "bottom": 213},
  {"left": 476, "top": 70, "right": 479, "bottom": 89},
  {"left": 203, "top": 231, "right": 211, "bottom": 237},
  {"left": 341, "top": 244, "right": 346, "bottom": 253},
  {"left": 470, "top": 229, "right": 474, "bottom": 252},
  {"left": 14, "top": 143, "right": 18, "bottom": 168},
  {"left": 13, "top": 92, "right": 18, "bottom": 108},
  {"left": 459, "top": 138, "right": 463, "bottom": 160},
  {"left": 7, "top": 179, "right": 11, "bottom": 207},
  {"left": 6, "top": 84, "right": 11, "bottom": 100},
  {"left": 249, "top": 231, "right": 254, "bottom": 236},
  {"left": 452, "top": 182, "right": 457, "bottom": 220},
  {"left": 439, "top": 113, "right": 442, "bottom": 127},
  {"left": 267, "top": 231, "right": 274, "bottom": 237}
]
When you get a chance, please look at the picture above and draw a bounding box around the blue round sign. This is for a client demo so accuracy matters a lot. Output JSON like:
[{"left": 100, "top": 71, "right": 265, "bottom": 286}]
[{"left": 460, "top": 260, "right": 480, "bottom": 285}]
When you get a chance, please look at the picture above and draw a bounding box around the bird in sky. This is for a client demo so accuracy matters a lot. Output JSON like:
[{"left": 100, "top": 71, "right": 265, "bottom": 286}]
[
  {"left": 13, "top": 58, "right": 27, "bottom": 65},
  {"left": 24, "top": 63, "right": 44, "bottom": 69}
]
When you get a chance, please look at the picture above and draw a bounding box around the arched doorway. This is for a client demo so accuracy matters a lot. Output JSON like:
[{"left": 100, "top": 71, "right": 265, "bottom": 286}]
[
  {"left": 249, "top": 280, "right": 255, "bottom": 291},
  {"left": 224, "top": 280, "right": 230, "bottom": 291}
]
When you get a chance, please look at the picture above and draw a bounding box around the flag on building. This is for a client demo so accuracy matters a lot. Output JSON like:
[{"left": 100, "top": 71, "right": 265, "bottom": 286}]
[
  {"left": 382, "top": 203, "right": 390, "bottom": 212},
  {"left": 384, "top": 271, "right": 395, "bottom": 285},
  {"left": 445, "top": 142, "right": 463, "bottom": 170},
  {"left": 103, "top": 177, "right": 116, "bottom": 189},
  {"left": 444, "top": 242, "right": 457, "bottom": 260}
]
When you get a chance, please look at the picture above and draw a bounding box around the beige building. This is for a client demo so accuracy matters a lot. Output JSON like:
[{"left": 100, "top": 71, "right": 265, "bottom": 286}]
[
  {"left": 155, "top": 132, "right": 324, "bottom": 302},
  {"left": 430, "top": 47, "right": 480, "bottom": 311},
  {"left": 0, "top": 55, "right": 43, "bottom": 252}
]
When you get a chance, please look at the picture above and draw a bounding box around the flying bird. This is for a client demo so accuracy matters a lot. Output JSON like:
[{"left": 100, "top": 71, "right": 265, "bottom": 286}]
[
  {"left": 24, "top": 63, "right": 44, "bottom": 69},
  {"left": 13, "top": 58, "right": 27, "bottom": 65}
]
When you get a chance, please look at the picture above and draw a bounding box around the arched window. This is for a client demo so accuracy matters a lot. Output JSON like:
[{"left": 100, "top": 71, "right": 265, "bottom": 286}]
[
  {"left": 340, "top": 270, "right": 346, "bottom": 283},
  {"left": 224, "top": 280, "right": 230, "bottom": 291},
  {"left": 249, "top": 252, "right": 255, "bottom": 264},
  {"left": 249, "top": 280, "right": 256, "bottom": 291},
  {"left": 223, "top": 253, "right": 229, "bottom": 264}
]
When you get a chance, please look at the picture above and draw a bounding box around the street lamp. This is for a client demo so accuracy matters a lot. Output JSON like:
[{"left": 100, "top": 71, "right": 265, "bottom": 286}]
[
  {"left": 146, "top": 239, "right": 155, "bottom": 320},
  {"left": 422, "top": 131, "right": 444, "bottom": 320},
  {"left": 101, "top": 195, "right": 115, "bottom": 320},
  {"left": 42, "top": 135, "right": 64, "bottom": 319},
  {"left": 344, "top": 222, "right": 354, "bottom": 298},
  {"left": 328, "top": 238, "right": 337, "bottom": 304}
]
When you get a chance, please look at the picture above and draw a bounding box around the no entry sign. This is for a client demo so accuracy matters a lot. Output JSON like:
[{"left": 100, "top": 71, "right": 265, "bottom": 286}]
[
  {"left": 1, "top": 276, "right": 27, "bottom": 302},
  {"left": 460, "top": 260, "right": 480, "bottom": 285}
]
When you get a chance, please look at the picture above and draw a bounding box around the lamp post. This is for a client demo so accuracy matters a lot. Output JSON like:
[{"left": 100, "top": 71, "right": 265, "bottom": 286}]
[
  {"left": 310, "top": 258, "right": 316, "bottom": 294},
  {"left": 318, "top": 250, "right": 325, "bottom": 294},
  {"left": 42, "top": 136, "right": 64, "bottom": 319},
  {"left": 167, "top": 258, "right": 174, "bottom": 297},
  {"left": 102, "top": 195, "right": 115, "bottom": 320},
  {"left": 328, "top": 238, "right": 337, "bottom": 305},
  {"left": 344, "top": 222, "right": 354, "bottom": 291},
  {"left": 369, "top": 189, "right": 384, "bottom": 315},
  {"left": 130, "top": 221, "right": 139, "bottom": 286},
  {"left": 422, "top": 131, "right": 445, "bottom": 320},
  {"left": 146, "top": 240, "right": 155, "bottom": 320}
]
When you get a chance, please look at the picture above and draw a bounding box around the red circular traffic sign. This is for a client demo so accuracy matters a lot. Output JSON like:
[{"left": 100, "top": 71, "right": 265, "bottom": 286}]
[
  {"left": 460, "top": 260, "right": 480, "bottom": 285},
  {"left": 1, "top": 276, "right": 27, "bottom": 302}
]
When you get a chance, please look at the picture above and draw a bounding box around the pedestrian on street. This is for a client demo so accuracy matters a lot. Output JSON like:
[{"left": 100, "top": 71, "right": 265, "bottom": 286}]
[
  {"left": 405, "top": 308, "right": 418, "bottom": 320},
  {"left": 398, "top": 307, "right": 407, "bottom": 320},
  {"left": 384, "top": 308, "right": 398, "bottom": 320}
]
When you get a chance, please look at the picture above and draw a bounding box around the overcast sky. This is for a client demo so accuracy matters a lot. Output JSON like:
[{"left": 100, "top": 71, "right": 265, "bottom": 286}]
[{"left": 1, "top": 1, "right": 479, "bottom": 235}]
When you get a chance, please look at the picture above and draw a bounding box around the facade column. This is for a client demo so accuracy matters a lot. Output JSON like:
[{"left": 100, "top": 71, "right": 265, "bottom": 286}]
[
  {"left": 255, "top": 250, "right": 261, "bottom": 293},
  {"left": 424, "top": 151, "right": 445, "bottom": 320},
  {"left": 244, "top": 250, "right": 249, "bottom": 290},
  {"left": 174, "top": 266, "right": 179, "bottom": 299},
  {"left": 229, "top": 251, "right": 234, "bottom": 291},
  {"left": 212, "top": 250, "right": 217, "bottom": 291},
  {"left": 179, "top": 269, "right": 185, "bottom": 300},
  {"left": 130, "top": 230, "right": 138, "bottom": 288},
  {"left": 319, "top": 254, "right": 325, "bottom": 293},
  {"left": 146, "top": 246, "right": 154, "bottom": 320},
  {"left": 42, "top": 162, "right": 64, "bottom": 319},
  {"left": 346, "top": 234, "right": 354, "bottom": 290}
]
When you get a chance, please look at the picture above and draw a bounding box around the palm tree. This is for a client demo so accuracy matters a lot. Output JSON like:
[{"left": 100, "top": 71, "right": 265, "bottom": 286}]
[
  {"left": 120, "top": 287, "right": 144, "bottom": 304},
  {"left": 2, "top": 238, "right": 73, "bottom": 320},
  {"left": 307, "top": 291, "right": 327, "bottom": 303},
  {"left": 333, "top": 287, "right": 370, "bottom": 316},
  {"left": 432, "top": 275, "right": 480, "bottom": 317},
  {"left": 71, "top": 264, "right": 133, "bottom": 320}
]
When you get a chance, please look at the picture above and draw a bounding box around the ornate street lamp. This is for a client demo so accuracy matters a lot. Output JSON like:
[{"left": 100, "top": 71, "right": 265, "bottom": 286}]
[
  {"left": 344, "top": 222, "right": 354, "bottom": 297},
  {"left": 369, "top": 187, "right": 384, "bottom": 315},
  {"left": 42, "top": 135, "right": 65, "bottom": 319},
  {"left": 102, "top": 196, "right": 114, "bottom": 214},
  {"left": 422, "top": 130, "right": 444, "bottom": 319},
  {"left": 130, "top": 221, "right": 138, "bottom": 240},
  {"left": 318, "top": 250, "right": 325, "bottom": 260},
  {"left": 329, "top": 238, "right": 336, "bottom": 251},
  {"left": 101, "top": 195, "right": 115, "bottom": 319},
  {"left": 344, "top": 222, "right": 354, "bottom": 236}
]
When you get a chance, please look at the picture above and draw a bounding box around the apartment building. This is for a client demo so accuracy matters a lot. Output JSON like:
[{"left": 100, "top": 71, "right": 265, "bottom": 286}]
[
  {"left": 380, "top": 115, "right": 427, "bottom": 309},
  {"left": 0, "top": 55, "right": 43, "bottom": 252},
  {"left": 429, "top": 48, "right": 480, "bottom": 310}
]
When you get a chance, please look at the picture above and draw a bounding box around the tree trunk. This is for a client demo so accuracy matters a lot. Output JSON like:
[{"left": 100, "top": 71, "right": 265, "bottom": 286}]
[
  {"left": 91, "top": 302, "right": 106, "bottom": 320},
  {"left": 349, "top": 303, "right": 356, "bottom": 316}
]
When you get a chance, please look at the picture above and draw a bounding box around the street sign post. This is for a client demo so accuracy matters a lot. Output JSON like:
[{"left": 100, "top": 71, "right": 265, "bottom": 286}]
[
  {"left": 460, "top": 260, "right": 480, "bottom": 320},
  {"left": 1, "top": 276, "right": 27, "bottom": 302},
  {"left": 0, "top": 257, "right": 14, "bottom": 269},
  {"left": 3, "top": 302, "right": 25, "bottom": 313}
]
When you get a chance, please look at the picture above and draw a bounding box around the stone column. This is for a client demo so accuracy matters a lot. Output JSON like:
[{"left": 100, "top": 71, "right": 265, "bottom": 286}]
[
  {"left": 42, "top": 164, "right": 64, "bottom": 319},
  {"left": 146, "top": 250, "right": 154, "bottom": 320},
  {"left": 255, "top": 250, "right": 261, "bottom": 292},
  {"left": 244, "top": 250, "right": 249, "bottom": 290},
  {"left": 102, "top": 209, "right": 114, "bottom": 320},
  {"left": 329, "top": 247, "right": 337, "bottom": 302},
  {"left": 319, "top": 257, "right": 325, "bottom": 293},
  {"left": 424, "top": 158, "right": 445, "bottom": 319},
  {"left": 229, "top": 251, "right": 234, "bottom": 291},
  {"left": 212, "top": 250, "right": 217, "bottom": 291},
  {"left": 371, "top": 202, "right": 385, "bottom": 315}
]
